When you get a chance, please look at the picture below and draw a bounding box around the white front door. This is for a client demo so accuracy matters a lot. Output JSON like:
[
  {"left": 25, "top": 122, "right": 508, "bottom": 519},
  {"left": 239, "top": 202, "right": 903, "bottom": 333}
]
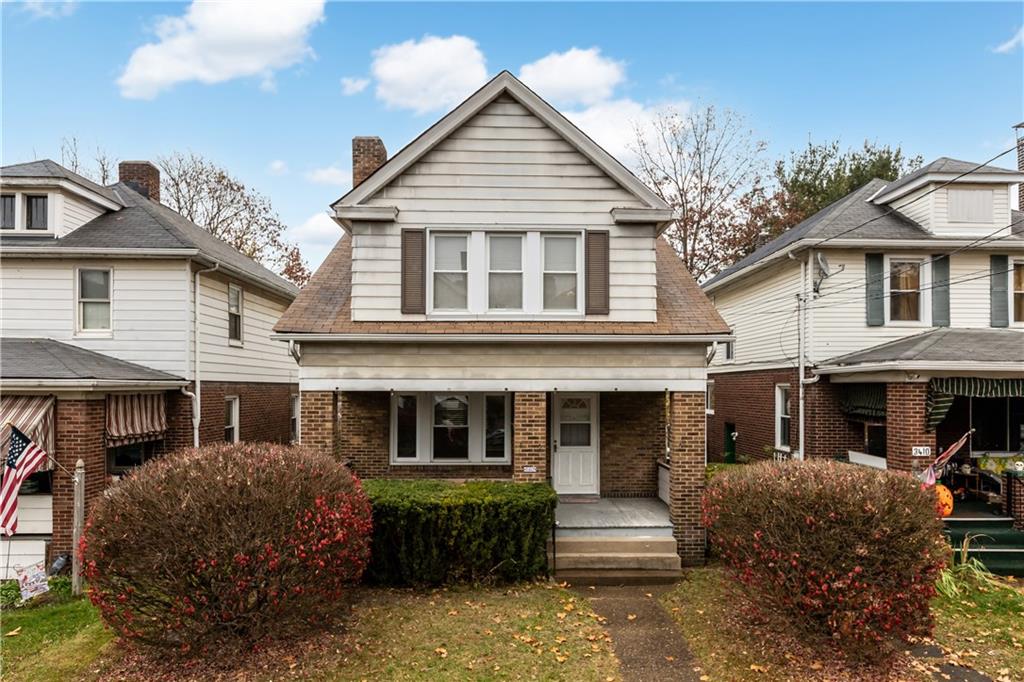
[{"left": 551, "top": 393, "right": 599, "bottom": 495}]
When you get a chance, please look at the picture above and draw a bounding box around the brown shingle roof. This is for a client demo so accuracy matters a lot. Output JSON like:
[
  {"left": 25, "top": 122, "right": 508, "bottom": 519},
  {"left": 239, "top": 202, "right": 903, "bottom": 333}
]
[{"left": 275, "top": 237, "right": 728, "bottom": 336}]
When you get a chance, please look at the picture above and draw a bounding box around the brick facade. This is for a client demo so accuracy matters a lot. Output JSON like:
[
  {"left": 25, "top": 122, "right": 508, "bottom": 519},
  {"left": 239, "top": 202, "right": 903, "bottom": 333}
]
[
  {"left": 1003, "top": 474, "right": 1024, "bottom": 531},
  {"left": 512, "top": 392, "right": 548, "bottom": 482},
  {"left": 668, "top": 391, "right": 705, "bottom": 566},
  {"left": 599, "top": 392, "right": 664, "bottom": 497},
  {"left": 198, "top": 381, "right": 296, "bottom": 446},
  {"left": 50, "top": 398, "right": 106, "bottom": 555},
  {"left": 117, "top": 160, "right": 161, "bottom": 202},
  {"left": 885, "top": 383, "right": 935, "bottom": 475}
]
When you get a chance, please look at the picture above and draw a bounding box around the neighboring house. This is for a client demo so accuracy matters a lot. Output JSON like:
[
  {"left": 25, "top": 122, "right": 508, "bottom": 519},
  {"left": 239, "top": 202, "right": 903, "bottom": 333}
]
[
  {"left": 274, "top": 71, "right": 730, "bottom": 575},
  {"left": 0, "top": 159, "right": 299, "bottom": 576},
  {"left": 702, "top": 149, "right": 1024, "bottom": 521}
]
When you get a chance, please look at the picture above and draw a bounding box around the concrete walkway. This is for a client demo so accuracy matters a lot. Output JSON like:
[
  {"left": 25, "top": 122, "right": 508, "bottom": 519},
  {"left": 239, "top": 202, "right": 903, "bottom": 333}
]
[{"left": 575, "top": 585, "right": 700, "bottom": 682}]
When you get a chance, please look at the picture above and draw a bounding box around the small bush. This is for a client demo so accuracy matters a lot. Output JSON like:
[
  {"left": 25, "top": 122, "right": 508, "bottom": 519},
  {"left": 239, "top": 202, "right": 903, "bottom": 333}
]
[
  {"left": 703, "top": 460, "right": 947, "bottom": 661},
  {"left": 82, "top": 443, "right": 372, "bottom": 652},
  {"left": 364, "top": 480, "right": 556, "bottom": 585}
]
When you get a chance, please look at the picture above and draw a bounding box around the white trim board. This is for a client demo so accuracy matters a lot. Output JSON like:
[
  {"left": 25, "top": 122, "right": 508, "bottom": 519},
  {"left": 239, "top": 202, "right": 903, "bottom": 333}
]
[
  {"left": 276, "top": 333, "right": 732, "bottom": 344},
  {"left": 299, "top": 378, "right": 707, "bottom": 392}
]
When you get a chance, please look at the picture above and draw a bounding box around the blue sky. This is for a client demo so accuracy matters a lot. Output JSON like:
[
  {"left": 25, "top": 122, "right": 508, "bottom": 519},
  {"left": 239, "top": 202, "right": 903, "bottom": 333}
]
[{"left": 2, "top": 1, "right": 1022, "bottom": 269}]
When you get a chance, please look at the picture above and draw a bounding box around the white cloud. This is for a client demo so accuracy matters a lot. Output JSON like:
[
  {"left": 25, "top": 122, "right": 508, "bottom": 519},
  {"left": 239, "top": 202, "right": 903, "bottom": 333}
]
[
  {"left": 288, "top": 211, "right": 342, "bottom": 269},
  {"left": 993, "top": 26, "right": 1023, "bottom": 53},
  {"left": 21, "top": 1, "right": 76, "bottom": 19},
  {"left": 267, "top": 159, "right": 288, "bottom": 176},
  {"left": 371, "top": 35, "right": 487, "bottom": 114},
  {"left": 519, "top": 47, "right": 625, "bottom": 106},
  {"left": 340, "top": 76, "right": 369, "bottom": 95},
  {"left": 305, "top": 165, "right": 351, "bottom": 187},
  {"left": 565, "top": 98, "right": 689, "bottom": 163},
  {"left": 117, "top": 0, "right": 325, "bottom": 100}
]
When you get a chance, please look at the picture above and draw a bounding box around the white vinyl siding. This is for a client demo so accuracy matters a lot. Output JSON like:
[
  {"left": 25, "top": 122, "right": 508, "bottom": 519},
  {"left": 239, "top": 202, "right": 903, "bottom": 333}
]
[
  {"left": 351, "top": 94, "right": 656, "bottom": 322},
  {"left": 0, "top": 258, "right": 190, "bottom": 375},
  {"left": 948, "top": 188, "right": 993, "bottom": 223},
  {"left": 60, "top": 194, "right": 105, "bottom": 235},
  {"left": 197, "top": 274, "right": 297, "bottom": 384}
]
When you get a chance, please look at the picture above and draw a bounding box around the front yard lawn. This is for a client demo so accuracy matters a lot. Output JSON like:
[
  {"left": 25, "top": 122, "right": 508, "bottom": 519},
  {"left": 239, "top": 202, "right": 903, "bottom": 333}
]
[
  {"left": 1, "top": 583, "right": 620, "bottom": 681},
  {"left": 662, "top": 566, "right": 1024, "bottom": 682}
]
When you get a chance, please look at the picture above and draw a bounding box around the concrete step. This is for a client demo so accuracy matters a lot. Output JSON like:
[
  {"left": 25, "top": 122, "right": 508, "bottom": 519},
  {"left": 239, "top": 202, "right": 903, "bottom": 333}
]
[
  {"left": 556, "top": 525, "right": 675, "bottom": 538},
  {"left": 553, "top": 569, "right": 682, "bottom": 586},
  {"left": 550, "top": 551, "right": 682, "bottom": 572},
  {"left": 548, "top": 536, "right": 679, "bottom": 555}
]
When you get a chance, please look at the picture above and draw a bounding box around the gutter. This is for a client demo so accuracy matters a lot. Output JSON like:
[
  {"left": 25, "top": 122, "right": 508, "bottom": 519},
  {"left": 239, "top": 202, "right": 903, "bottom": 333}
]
[
  {"left": 1, "top": 247, "right": 200, "bottom": 257},
  {"left": 0, "top": 379, "right": 187, "bottom": 390},
  {"left": 271, "top": 332, "right": 735, "bottom": 344},
  {"left": 813, "top": 361, "right": 1024, "bottom": 376}
]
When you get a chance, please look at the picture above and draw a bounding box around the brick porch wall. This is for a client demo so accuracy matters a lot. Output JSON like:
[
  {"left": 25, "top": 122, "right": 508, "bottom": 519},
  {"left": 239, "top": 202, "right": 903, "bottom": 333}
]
[
  {"left": 885, "top": 383, "right": 935, "bottom": 475},
  {"left": 708, "top": 368, "right": 861, "bottom": 462},
  {"left": 600, "top": 392, "right": 664, "bottom": 497},
  {"left": 50, "top": 397, "right": 106, "bottom": 555},
  {"left": 1003, "top": 475, "right": 1024, "bottom": 531},
  {"left": 668, "top": 391, "right": 705, "bottom": 566},
  {"left": 512, "top": 392, "right": 548, "bottom": 483}
]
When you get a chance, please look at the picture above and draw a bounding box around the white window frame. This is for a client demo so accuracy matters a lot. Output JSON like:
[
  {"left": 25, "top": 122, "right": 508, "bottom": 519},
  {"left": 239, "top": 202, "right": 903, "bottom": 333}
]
[
  {"left": 290, "top": 394, "right": 300, "bottom": 443},
  {"left": 774, "top": 384, "right": 791, "bottom": 452},
  {"left": 228, "top": 283, "right": 244, "bottom": 346},
  {"left": 541, "top": 233, "right": 583, "bottom": 314},
  {"left": 0, "top": 190, "right": 55, "bottom": 235},
  {"left": 75, "top": 266, "right": 113, "bottom": 337},
  {"left": 425, "top": 229, "right": 584, "bottom": 319},
  {"left": 0, "top": 193, "right": 15, "bottom": 230},
  {"left": 883, "top": 255, "right": 931, "bottom": 327},
  {"left": 485, "top": 233, "right": 525, "bottom": 312},
  {"left": 947, "top": 188, "right": 994, "bottom": 224},
  {"left": 224, "top": 396, "right": 240, "bottom": 443},
  {"left": 705, "top": 380, "right": 715, "bottom": 415},
  {"left": 1011, "top": 258, "right": 1024, "bottom": 327},
  {"left": 389, "top": 392, "right": 512, "bottom": 465}
]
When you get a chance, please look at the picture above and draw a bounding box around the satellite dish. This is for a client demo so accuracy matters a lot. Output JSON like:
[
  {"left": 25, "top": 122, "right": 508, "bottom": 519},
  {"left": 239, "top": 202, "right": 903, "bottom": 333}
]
[{"left": 816, "top": 252, "right": 832, "bottom": 277}]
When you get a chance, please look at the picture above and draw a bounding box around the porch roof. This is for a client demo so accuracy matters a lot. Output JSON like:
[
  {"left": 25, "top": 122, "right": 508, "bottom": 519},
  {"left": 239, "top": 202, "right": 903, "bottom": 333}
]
[{"left": 0, "top": 338, "right": 186, "bottom": 389}]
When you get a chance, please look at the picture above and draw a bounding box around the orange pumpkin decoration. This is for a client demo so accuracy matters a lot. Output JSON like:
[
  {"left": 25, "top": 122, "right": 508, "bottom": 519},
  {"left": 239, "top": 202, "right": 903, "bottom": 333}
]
[{"left": 935, "top": 484, "right": 954, "bottom": 518}]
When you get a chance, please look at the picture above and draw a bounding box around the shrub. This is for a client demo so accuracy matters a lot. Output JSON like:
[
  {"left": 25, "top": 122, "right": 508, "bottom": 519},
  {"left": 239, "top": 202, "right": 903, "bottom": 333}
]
[
  {"left": 82, "top": 443, "right": 372, "bottom": 652},
  {"left": 364, "top": 480, "right": 556, "bottom": 585},
  {"left": 703, "top": 460, "right": 947, "bottom": 661}
]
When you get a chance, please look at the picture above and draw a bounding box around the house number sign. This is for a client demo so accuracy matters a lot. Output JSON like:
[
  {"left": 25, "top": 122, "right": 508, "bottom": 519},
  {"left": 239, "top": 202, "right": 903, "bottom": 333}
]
[{"left": 911, "top": 446, "right": 932, "bottom": 458}]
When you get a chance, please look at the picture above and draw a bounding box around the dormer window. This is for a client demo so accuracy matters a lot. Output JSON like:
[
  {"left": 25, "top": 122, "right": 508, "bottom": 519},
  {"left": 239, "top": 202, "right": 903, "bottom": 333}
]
[
  {"left": 1, "top": 195, "right": 14, "bottom": 229},
  {"left": 25, "top": 195, "right": 48, "bottom": 230},
  {"left": 948, "top": 188, "right": 993, "bottom": 223}
]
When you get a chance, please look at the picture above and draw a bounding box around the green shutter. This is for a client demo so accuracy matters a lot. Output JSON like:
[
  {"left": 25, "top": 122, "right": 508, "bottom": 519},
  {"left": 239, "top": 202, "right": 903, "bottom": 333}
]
[
  {"left": 865, "top": 253, "right": 884, "bottom": 326},
  {"left": 991, "top": 254, "right": 1009, "bottom": 328},
  {"left": 931, "top": 254, "right": 950, "bottom": 327}
]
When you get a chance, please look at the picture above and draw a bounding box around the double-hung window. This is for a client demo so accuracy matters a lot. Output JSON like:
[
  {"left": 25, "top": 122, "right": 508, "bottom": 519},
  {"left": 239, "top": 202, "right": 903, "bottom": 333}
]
[
  {"left": 542, "top": 235, "right": 579, "bottom": 311},
  {"left": 224, "top": 396, "right": 239, "bottom": 443},
  {"left": 888, "top": 259, "right": 922, "bottom": 322},
  {"left": 290, "top": 394, "right": 300, "bottom": 443},
  {"left": 1, "top": 195, "right": 14, "bottom": 229},
  {"left": 487, "top": 234, "right": 523, "bottom": 310},
  {"left": 228, "top": 284, "right": 243, "bottom": 343},
  {"left": 432, "top": 234, "right": 469, "bottom": 310},
  {"left": 1013, "top": 261, "right": 1024, "bottom": 324},
  {"left": 775, "top": 384, "right": 791, "bottom": 451},
  {"left": 391, "top": 392, "right": 511, "bottom": 464},
  {"left": 78, "top": 268, "right": 111, "bottom": 333},
  {"left": 25, "top": 195, "right": 48, "bottom": 230}
]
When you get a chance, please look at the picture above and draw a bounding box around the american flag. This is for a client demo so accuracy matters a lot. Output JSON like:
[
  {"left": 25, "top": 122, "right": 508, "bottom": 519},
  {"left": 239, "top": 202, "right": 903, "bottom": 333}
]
[{"left": 1, "top": 425, "right": 49, "bottom": 536}]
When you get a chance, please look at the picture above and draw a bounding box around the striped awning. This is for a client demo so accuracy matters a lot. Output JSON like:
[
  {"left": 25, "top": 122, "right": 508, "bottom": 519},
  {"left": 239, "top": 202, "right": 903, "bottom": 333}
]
[
  {"left": 927, "top": 378, "right": 1024, "bottom": 429},
  {"left": 106, "top": 393, "right": 167, "bottom": 447},
  {"left": 0, "top": 395, "right": 56, "bottom": 470},
  {"left": 839, "top": 384, "right": 886, "bottom": 420}
]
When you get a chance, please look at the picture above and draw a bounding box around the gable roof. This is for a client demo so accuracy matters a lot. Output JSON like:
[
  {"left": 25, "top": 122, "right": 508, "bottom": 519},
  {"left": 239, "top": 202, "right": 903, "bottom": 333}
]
[
  {"left": 703, "top": 179, "right": 930, "bottom": 290},
  {"left": 333, "top": 71, "right": 669, "bottom": 216},
  {"left": 274, "top": 236, "right": 729, "bottom": 337},
  {"left": 0, "top": 337, "right": 185, "bottom": 385},
  {"left": 871, "top": 157, "right": 1024, "bottom": 205},
  {"left": 1, "top": 158, "right": 123, "bottom": 206},
  {"left": 0, "top": 181, "right": 298, "bottom": 300}
]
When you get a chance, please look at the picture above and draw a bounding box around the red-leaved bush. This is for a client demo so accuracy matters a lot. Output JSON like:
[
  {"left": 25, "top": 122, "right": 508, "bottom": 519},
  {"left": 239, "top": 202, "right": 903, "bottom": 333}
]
[
  {"left": 703, "top": 460, "right": 947, "bottom": 661},
  {"left": 82, "top": 443, "right": 372, "bottom": 652}
]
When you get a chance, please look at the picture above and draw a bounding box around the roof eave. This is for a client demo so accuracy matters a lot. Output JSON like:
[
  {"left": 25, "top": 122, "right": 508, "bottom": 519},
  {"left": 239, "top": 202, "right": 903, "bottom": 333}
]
[
  {"left": 272, "top": 332, "right": 734, "bottom": 344},
  {"left": 813, "top": 360, "right": 1024, "bottom": 376},
  {"left": 872, "top": 171, "right": 1024, "bottom": 206},
  {"left": 0, "top": 176, "right": 123, "bottom": 210},
  {"left": 0, "top": 378, "right": 189, "bottom": 390}
]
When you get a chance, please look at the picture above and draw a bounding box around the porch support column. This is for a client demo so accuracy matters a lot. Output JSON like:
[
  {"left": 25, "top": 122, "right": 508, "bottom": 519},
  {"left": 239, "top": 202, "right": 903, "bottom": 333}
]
[
  {"left": 512, "top": 392, "right": 547, "bottom": 483},
  {"left": 669, "top": 391, "right": 705, "bottom": 566},
  {"left": 885, "top": 383, "right": 935, "bottom": 475},
  {"left": 300, "top": 390, "right": 337, "bottom": 458}
]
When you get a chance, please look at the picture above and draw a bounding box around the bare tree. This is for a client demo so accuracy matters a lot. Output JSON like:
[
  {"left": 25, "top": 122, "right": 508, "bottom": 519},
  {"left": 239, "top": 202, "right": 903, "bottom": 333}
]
[
  {"left": 94, "top": 147, "right": 116, "bottom": 185},
  {"left": 157, "top": 152, "right": 310, "bottom": 287},
  {"left": 60, "top": 136, "right": 81, "bottom": 174},
  {"left": 631, "top": 106, "right": 771, "bottom": 281}
]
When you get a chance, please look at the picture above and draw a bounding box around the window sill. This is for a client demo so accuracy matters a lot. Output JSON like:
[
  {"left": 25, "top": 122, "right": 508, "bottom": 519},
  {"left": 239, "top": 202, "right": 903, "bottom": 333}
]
[
  {"left": 228, "top": 339, "right": 244, "bottom": 348},
  {"left": 74, "top": 331, "right": 113, "bottom": 339},
  {"left": 426, "top": 312, "right": 586, "bottom": 321},
  {"left": 705, "top": 410, "right": 715, "bottom": 416},
  {"left": 390, "top": 459, "right": 511, "bottom": 466},
  {"left": 884, "top": 320, "right": 930, "bottom": 328}
]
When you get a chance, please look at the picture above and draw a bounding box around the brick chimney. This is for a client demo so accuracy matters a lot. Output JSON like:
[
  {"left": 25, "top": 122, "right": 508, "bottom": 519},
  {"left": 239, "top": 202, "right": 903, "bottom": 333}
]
[
  {"left": 352, "top": 137, "right": 387, "bottom": 187},
  {"left": 118, "top": 160, "right": 160, "bottom": 203}
]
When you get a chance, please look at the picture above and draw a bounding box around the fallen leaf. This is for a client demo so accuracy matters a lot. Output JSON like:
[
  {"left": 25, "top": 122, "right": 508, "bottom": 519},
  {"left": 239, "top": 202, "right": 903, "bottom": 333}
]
[
  {"left": 627, "top": 614, "right": 637, "bottom": 621},
  {"left": 665, "top": 655, "right": 675, "bottom": 662},
  {"left": 750, "top": 663, "right": 768, "bottom": 673},
  {"left": 5, "top": 627, "right": 21, "bottom": 637},
  {"left": 434, "top": 647, "right": 448, "bottom": 659}
]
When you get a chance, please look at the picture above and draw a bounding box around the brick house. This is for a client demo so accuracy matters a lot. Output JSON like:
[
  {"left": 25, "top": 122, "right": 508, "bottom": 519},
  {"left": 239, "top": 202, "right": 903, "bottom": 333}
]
[
  {"left": 275, "top": 71, "right": 730, "bottom": 576},
  {"left": 702, "top": 146, "right": 1024, "bottom": 523},
  {"left": 1, "top": 160, "right": 299, "bottom": 575}
]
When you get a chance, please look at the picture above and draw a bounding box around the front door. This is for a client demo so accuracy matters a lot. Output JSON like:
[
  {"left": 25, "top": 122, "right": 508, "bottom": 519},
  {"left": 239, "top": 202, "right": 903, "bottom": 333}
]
[{"left": 551, "top": 393, "right": 599, "bottom": 494}]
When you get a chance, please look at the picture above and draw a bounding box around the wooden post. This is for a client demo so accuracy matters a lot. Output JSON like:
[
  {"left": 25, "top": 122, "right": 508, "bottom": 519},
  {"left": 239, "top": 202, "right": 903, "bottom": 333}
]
[{"left": 72, "top": 458, "right": 85, "bottom": 597}]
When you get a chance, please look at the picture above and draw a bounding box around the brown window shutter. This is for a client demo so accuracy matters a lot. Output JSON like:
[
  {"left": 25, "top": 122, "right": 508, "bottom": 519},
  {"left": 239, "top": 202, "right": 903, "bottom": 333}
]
[
  {"left": 401, "top": 229, "right": 426, "bottom": 314},
  {"left": 585, "top": 230, "right": 610, "bottom": 315}
]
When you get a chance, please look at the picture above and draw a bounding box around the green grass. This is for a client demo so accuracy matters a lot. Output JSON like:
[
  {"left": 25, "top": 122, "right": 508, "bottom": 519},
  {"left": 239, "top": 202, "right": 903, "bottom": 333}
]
[
  {"left": 0, "top": 584, "right": 620, "bottom": 681},
  {"left": 932, "top": 576, "right": 1024, "bottom": 680},
  {"left": 0, "top": 596, "right": 113, "bottom": 682}
]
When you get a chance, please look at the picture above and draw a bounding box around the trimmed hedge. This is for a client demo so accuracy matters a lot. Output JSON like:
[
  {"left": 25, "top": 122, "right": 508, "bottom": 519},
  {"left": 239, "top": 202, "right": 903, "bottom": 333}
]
[{"left": 364, "top": 480, "right": 557, "bottom": 585}]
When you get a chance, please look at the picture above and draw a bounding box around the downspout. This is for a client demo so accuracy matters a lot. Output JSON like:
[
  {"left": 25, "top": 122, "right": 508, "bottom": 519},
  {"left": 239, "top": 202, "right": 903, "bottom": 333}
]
[{"left": 192, "top": 261, "right": 220, "bottom": 447}]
